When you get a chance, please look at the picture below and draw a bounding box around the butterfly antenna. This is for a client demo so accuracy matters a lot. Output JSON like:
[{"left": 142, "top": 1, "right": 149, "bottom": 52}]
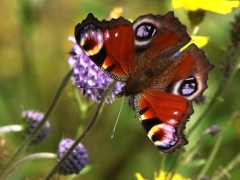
[{"left": 111, "top": 96, "right": 125, "bottom": 138}]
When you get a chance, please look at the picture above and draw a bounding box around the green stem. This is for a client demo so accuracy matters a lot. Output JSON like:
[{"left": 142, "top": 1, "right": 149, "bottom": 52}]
[
  {"left": 167, "top": 151, "right": 183, "bottom": 179},
  {"left": 190, "top": 25, "right": 200, "bottom": 37},
  {"left": 196, "top": 112, "right": 240, "bottom": 180},
  {"left": 73, "top": 87, "right": 92, "bottom": 136},
  {"left": 73, "top": 87, "right": 86, "bottom": 135},
  {"left": 44, "top": 80, "right": 117, "bottom": 179},
  {"left": 0, "top": 68, "right": 73, "bottom": 178},
  {"left": 168, "top": 128, "right": 211, "bottom": 178},
  {"left": 211, "top": 151, "right": 240, "bottom": 180},
  {"left": 187, "top": 86, "right": 220, "bottom": 138},
  {"left": 159, "top": 153, "right": 166, "bottom": 173},
  {"left": 2, "top": 153, "right": 56, "bottom": 179},
  {"left": 185, "top": 128, "right": 212, "bottom": 164}
]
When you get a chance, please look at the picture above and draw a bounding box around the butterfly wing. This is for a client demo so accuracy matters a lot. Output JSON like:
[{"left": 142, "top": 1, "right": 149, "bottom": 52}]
[
  {"left": 75, "top": 13, "right": 136, "bottom": 82},
  {"left": 162, "top": 44, "right": 214, "bottom": 100},
  {"left": 133, "top": 11, "right": 191, "bottom": 71},
  {"left": 134, "top": 90, "right": 191, "bottom": 153},
  {"left": 134, "top": 44, "right": 214, "bottom": 153}
]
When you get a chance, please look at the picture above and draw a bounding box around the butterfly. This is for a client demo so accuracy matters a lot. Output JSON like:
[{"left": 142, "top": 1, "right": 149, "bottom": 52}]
[{"left": 74, "top": 11, "right": 214, "bottom": 153}]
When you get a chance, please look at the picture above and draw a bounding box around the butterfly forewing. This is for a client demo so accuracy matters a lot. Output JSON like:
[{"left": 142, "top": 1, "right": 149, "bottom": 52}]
[
  {"left": 133, "top": 12, "right": 191, "bottom": 71},
  {"left": 75, "top": 13, "right": 136, "bottom": 82}
]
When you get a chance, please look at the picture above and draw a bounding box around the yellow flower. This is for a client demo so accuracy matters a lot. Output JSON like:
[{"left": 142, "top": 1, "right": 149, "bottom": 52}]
[
  {"left": 181, "top": 36, "right": 209, "bottom": 51},
  {"left": 172, "top": 0, "right": 239, "bottom": 14},
  {"left": 154, "top": 171, "right": 190, "bottom": 180},
  {"left": 107, "top": 7, "right": 123, "bottom": 20},
  {"left": 191, "top": 36, "right": 209, "bottom": 48},
  {"left": 135, "top": 171, "right": 190, "bottom": 180},
  {"left": 135, "top": 173, "right": 148, "bottom": 180}
]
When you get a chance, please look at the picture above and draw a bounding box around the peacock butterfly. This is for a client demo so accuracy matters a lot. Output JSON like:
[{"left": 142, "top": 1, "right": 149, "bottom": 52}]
[{"left": 74, "top": 11, "right": 214, "bottom": 153}]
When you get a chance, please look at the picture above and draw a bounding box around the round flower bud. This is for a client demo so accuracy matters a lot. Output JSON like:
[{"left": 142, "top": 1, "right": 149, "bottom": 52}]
[
  {"left": 22, "top": 110, "right": 50, "bottom": 144},
  {"left": 58, "top": 138, "right": 88, "bottom": 175}
]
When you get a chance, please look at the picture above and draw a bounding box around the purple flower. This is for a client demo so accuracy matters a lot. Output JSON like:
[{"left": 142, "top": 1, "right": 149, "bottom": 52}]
[
  {"left": 68, "top": 37, "right": 124, "bottom": 104},
  {"left": 22, "top": 110, "right": 50, "bottom": 144},
  {"left": 58, "top": 138, "right": 88, "bottom": 175}
]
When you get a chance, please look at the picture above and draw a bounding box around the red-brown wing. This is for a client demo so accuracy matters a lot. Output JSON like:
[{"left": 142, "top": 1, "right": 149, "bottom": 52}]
[
  {"left": 75, "top": 13, "right": 136, "bottom": 82},
  {"left": 155, "top": 43, "right": 215, "bottom": 100},
  {"left": 133, "top": 11, "right": 191, "bottom": 71},
  {"left": 134, "top": 90, "right": 192, "bottom": 153},
  {"left": 133, "top": 44, "right": 214, "bottom": 153}
]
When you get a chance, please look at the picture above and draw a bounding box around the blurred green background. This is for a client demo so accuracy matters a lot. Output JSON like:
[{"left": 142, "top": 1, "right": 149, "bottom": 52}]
[{"left": 0, "top": 0, "right": 240, "bottom": 179}]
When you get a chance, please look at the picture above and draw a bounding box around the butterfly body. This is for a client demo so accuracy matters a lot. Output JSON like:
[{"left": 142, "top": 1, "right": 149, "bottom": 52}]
[{"left": 75, "top": 11, "right": 214, "bottom": 153}]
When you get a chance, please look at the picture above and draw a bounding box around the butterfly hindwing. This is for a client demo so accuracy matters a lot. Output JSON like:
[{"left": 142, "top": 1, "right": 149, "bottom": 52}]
[
  {"left": 134, "top": 90, "right": 192, "bottom": 153},
  {"left": 163, "top": 44, "right": 214, "bottom": 100}
]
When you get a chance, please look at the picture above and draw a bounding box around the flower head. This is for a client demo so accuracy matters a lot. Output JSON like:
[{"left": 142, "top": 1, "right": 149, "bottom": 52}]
[
  {"left": 58, "top": 138, "right": 88, "bottom": 175},
  {"left": 135, "top": 170, "right": 190, "bottom": 180},
  {"left": 172, "top": 0, "right": 239, "bottom": 26},
  {"left": 189, "top": 36, "right": 209, "bottom": 48},
  {"left": 22, "top": 110, "right": 50, "bottom": 144},
  {"left": 206, "top": 124, "right": 221, "bottom": 136},
  {"left": 172, "top": 0, "right": 239, "bottom": 14},
  {"left": 68, "top": 37, "right": 124, "bottom": 104},
  {"left": 106, "top": 7, "right": 123, "bottom": 20},
  {"left": 181, "top": 36, "right": 209, "bottom": 51}
]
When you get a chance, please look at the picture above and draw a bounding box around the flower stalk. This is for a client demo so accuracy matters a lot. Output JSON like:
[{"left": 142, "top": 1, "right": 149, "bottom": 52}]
[
  {"left": 0, "top": 68, "right": 73, "bottom": 178},
  {"left": 187, "top": 11, "right": 240, "bottom": 139},
  {"left": 212, "top": 151, "right": 240, "bottom": 180},
  {"left": 1, "top": 153, "right": 56, "bottom": 179},
  {"left": 45, "top": 79, "right": 118, "bottom": 179},
  {"left": 196, "top": 112, "right": 240, "bottom": 180}
]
